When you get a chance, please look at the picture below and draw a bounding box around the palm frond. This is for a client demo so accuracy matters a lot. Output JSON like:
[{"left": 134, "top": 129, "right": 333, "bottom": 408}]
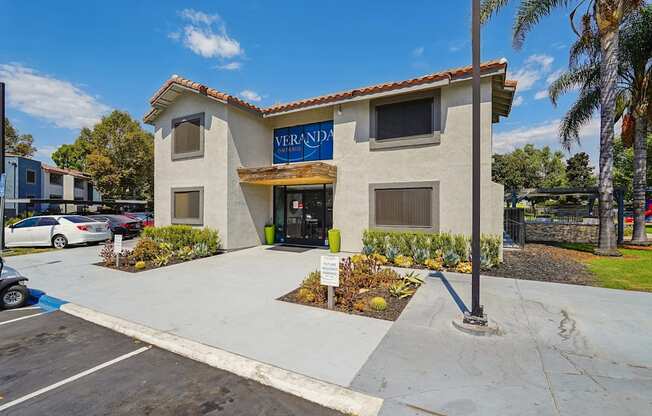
[
  {"left": 559, "top": 85, "right": 600, "bottom": 150},
  {"left": 513, "top": 0, "right": 573, "bottom": 49},
  {"left": 480, "top": 0, "right": 512, "bottom": 23},
  {"left": 548, "top": 64, "right": 599, "bottom": 105}
]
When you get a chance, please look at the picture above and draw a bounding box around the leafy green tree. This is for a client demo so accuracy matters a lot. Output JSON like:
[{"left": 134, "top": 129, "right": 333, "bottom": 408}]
[
  {"left": 613, "top": 135, "right": 652, "bottom": 201},
  {"left": 492, "top": 144, "right": 568, "bottom": 190},
  {"left": 52, "top": 111, "right": 153, "bottom": 200},
  {"left": 566, "top": 152, "right": 596, "bottom": 188},
  {"left": 481, "top": 0, "right": 645, "bottom": 254},
  {"left": 3, "top": 117, "right": 37, "bottom": 157}
]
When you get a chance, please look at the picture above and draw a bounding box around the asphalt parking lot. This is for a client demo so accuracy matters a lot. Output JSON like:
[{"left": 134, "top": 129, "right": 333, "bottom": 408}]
[{"left": 0, "top": 308, "right": 343, "bottom": 415}]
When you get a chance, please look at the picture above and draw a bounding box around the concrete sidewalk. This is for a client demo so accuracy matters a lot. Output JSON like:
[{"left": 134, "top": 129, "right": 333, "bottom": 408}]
[
  {"left": 6, "top": 245, "right": 391, "bottom": 388},
  {"left": 351, "top": 272, "right": 652, "bottom": 416}
]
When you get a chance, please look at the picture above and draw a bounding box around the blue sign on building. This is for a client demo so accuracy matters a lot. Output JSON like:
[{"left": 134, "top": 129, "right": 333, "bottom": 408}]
[{"left": 273, "top": 120, "right": 333, "bottom": 163}]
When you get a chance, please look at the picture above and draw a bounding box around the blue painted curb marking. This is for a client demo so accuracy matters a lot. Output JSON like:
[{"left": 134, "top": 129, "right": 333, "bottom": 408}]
[{"left": 27, "top": 289, "right": 68, "bottom": 312}]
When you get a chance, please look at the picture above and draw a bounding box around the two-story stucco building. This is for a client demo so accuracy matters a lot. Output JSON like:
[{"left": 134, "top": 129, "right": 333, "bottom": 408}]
[{"left": 144, "top": 59, "right": 517, "bottom": 252}]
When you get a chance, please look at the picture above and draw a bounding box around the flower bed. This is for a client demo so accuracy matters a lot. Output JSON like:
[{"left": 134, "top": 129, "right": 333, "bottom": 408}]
[
  {"left": 279, "top": 255, "right": 424, "bottom": 321},
  {"left": 361, "top": 229, "right": 501, "bottom": 273},
  {"left": 98, "top": 225, "right": 222, "bottom": 273}
]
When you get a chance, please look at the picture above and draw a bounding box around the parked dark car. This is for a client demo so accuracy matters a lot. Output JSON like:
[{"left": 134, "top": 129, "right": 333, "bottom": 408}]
[
  {"left": 123, "top": 212, "right": 154, "bottom": 228},
  {"left": 1, "top": 257, "right": 29, "bottom": 309},
  {"left": 88, "top": 214, "right": 142, "bottom": 239}
]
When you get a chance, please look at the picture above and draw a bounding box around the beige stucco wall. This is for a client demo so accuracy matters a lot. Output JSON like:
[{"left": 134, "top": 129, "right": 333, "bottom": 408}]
[
  {"left": 153, "top": 94, "right": 230, "bottom": 246},
  {"left": 153, "top": 78, "right": 505, "bottom": 252}
]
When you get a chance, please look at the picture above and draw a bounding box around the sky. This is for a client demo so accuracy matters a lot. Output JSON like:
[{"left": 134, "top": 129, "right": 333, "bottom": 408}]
[{"left": 0, "top": 0, "right": 605, "bottom": 165}]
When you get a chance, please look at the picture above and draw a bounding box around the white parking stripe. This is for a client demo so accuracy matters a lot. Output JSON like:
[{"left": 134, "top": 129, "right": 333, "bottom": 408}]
[
  {"left": 3, "top": 306, "right": 41, "bottom": 312},
  {"left": 0, "top": 312, "right": 47, "bottom": 326},
  {"left": 0, "top": 346, "right": 151, "bottom": 412}
]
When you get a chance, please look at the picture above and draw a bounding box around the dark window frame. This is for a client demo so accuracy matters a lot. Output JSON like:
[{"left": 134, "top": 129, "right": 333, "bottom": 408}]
[
  {"left": 74, "top": 177, "right": 85, "bottom": 190},
  {"left": 171, "top": 112, "right": 205, "bottom": 161},
  {"left": 171, "top": 186, "right": 204, "bottom": 225},
  {"left": 369, "top": 181, "right": 440, "bottom": 233},
  {"left": 49, "top": 173, "right": 64, "bottom": 186},
  {"left": 26, "top": 169, "right": 37, "bottom": 185},
  {"left": 369, "top": 90, "right": 441, "bottom": 150}
]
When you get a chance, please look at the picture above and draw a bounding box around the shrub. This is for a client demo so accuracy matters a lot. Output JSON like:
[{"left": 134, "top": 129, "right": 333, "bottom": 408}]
[
  {"left": 424, "top": 258, "right": 443, "bottom": 271},
  {"left": 191, "top": 242, "right": 211, "bottom": 258},
  {"left": 134, "top": 261, "right": 146, "bottom": 270},
  {"left": 142, "top": 225, "right": 221, "bottom": 253},
  {"left": 176, "top": 246, "right": 195, "bottom": 261},
  {"left": 300, "top": 271, "right": 327, "bottom": 303},
  {"left": 369, "top": 297, "right": 387, "bottom": 311},
  {"left": 297, "top": 288, "right": 316, "bottom": 303},
  {"left": 456, "top": 261, "right": 472, "bottom": 274},
  {"left": 130, "top": 238, "right": 160, "bottom": 262},
  {"left": 362, "top": 229, "right": 501, "bottom": 267},
  {"left": 100, "top": 242, "right": 116, "bottom": 266},
  {"left": 394, "top": 255, "right": 414, "bottom": 268}
]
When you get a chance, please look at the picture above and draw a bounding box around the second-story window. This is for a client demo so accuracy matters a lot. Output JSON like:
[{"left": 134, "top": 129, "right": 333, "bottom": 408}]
[
  {"left": 376, "top": 98, "right": 433, "bottom": 140},
  {"left": 26, "top": 169, "right": 37, "bottom": 184},
  {"left": 74, "top": 178, "right": 85, "bottom": 190},
  {"left": 172, "top": 113, "right": 205, "bottom": 160},
  {"left": 50, "top": 173, "right": 63, "bottom": 186}
]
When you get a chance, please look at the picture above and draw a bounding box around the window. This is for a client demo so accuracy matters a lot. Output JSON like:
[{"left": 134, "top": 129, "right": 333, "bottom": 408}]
[
  {"left": 376, "top": 98, "right": 433, "bottom": 140},
  {"left": 13, "top": 218, "right": 39, "bottom": 228},
  {"left": 37, "top": 217, "right": 59, "bottom": 226},
  {"left": 50, "top": 173, "right": 63, "bottom": 186},
  {"left": 171, "top": 113, "right": 204, "bottom": 160},
  {"left": 50, "top": 194, "right": 63, "bottom": 200},
  {"left": 74, "top": 178, "right": 85, "bottom": 190},
  {"left": 370, "top": 91, "right": 441, "bottom": 150},
  {"left": 171, "top": 187, "right": 203, "bottom": 225},
  {"left": 369, "top": 182, "right": 439, "bottom": 232},
  {"left": 61, "top": 215, "right": 97, "bottom": 223},
  {"left": 26, "top": 169, "right": 37, "bottom": 184}
]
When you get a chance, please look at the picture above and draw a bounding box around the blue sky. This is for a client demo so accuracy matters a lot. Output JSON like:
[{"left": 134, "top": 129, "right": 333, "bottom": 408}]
[{"left": 0, "top": 0, "right": 602, "bottom": 164}]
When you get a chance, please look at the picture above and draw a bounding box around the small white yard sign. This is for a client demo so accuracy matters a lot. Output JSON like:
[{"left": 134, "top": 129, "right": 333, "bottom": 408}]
[
  {"left": 320, "top": 255, "right": 340, "bottom": 287},
  {"left": 113, "top": 234, "right": 123, "bottom": 254}
]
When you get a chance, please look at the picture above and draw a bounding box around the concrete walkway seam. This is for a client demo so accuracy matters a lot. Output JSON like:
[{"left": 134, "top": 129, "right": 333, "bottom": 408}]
[{"left": 59, "top": 302, "right": 384, "bottom": 416}]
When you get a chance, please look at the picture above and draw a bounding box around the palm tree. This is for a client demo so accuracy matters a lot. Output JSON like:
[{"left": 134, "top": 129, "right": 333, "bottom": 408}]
[
  {"left": 481, "top": 0, "right": 644, "bottom": 255},
  {"left": 549, "top": 6, "right": 652, "bottom": 243}
]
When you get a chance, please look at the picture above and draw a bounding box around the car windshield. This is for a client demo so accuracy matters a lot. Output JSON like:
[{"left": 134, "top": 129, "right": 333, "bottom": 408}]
[{"left": 62, "top": 215, "right": 98, "bottom": 223}]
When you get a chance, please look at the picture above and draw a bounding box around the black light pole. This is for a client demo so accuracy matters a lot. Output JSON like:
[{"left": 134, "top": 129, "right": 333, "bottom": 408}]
[{"left": 467, "top": 0, "right": 486, "bottom": 324}]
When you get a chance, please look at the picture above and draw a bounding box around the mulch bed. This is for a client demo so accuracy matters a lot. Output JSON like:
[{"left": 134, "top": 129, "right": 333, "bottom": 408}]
[
  {"left": 483, "top": 244, "right": 597, "bottom": 286},
  {"left": 278, "top": 287, "right": 412, "bottom": 321},
  {"left": 94, "top": 253, "right": 222, "bottom": 273}
]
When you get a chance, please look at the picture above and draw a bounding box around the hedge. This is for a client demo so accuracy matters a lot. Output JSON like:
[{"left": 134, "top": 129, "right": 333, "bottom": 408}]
[
  {"left": 362, "top": 229, "right": 501, "bottom": 267},
  {"left": 142, "top": 225, "right": 221, "bottom": 253}
]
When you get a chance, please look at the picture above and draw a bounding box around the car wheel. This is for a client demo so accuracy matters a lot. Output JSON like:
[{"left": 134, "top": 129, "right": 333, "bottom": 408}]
[
  {"left": 52, "top": 234, "right": 68, "bottom": 249},
  {"left": 2, "top": 285, "right": 28, "bottom": 309}
]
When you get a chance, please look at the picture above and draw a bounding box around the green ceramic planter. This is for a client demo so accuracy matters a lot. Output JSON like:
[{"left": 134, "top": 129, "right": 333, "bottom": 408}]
[
  {"left": 328, "top": 229, "right": 341, "bottom": 253},
  {"left": 264, "top": 225, "right": 275, "bottom": 245}
]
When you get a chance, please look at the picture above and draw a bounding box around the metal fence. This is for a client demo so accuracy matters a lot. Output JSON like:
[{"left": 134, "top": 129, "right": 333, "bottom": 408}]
[{"left": 504, "top": 207, "right": 525, "bottom": 248}]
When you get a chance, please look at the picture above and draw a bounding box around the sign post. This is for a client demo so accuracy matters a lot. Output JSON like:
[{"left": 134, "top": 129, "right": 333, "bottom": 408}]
[
  {"left": 320, "top": 255, "right": 340, "bottom": 309},
  {"left": 1, "top": 82, "right": 5, "bottom": 251},
  {"left": 113, "top": 234, "right": 123, "bottom": 268}
]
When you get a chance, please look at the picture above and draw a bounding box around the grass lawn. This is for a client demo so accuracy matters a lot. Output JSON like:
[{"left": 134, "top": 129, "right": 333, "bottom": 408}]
[
  {"left": 2, "top": 247, "right": 57, "bottom": 257},
  {"left": 558, "top": 243, "right": 652, "bottom": 292}
]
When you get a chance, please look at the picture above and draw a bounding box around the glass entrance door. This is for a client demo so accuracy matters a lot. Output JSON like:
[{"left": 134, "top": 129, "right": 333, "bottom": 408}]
[{"left": 274, "top": 184, "right": 332, "bottom": 246}]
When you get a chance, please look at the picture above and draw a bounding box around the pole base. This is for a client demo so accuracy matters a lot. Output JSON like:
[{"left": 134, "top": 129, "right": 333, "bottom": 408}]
[{"left": 452, "top": 312, "right": 501, "bottom": 336}]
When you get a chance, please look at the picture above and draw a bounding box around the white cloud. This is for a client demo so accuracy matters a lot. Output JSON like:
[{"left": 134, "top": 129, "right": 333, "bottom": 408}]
[
  {"left": 170, "top": 9, "right": 244, "bottom": 61},
  {"left": 240, "top": 89, "right": 262, "bottom": 102},
  {"left": 216, "top": 61, "right": 242, "bottom": 71},
  {"left": 493, "top": 117, "right": 600, "bottom": 153},
  {"left": 512, "top": 95, "right": 524, "bottom": 107},
  {"left": 33, "top": 144, "right": 57, "bottom": 164},
  {"left": 526, "top": 54, "right": 554, "bottom": 72},
  {"left": 534, "top": 90, "right": 549, "bottom": 100},
  {"left": 508, "top": 53, "right": 555, "bottom": 91},
  {"left": 412, "top": 46, "right": 424, "bottom": 57},
  {"left": 546, "top": 68, "right": 564, "bottom": 85},
  {"left": 0, "top": 63, "right": 109, "bottom": 130},
  {"left": 179, "top": 9, "right": 219, "bottom": 25}
]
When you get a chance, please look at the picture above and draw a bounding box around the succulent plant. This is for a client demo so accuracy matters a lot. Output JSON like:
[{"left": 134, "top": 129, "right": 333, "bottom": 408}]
[
  {"left": 442, "top": 249, "right": 461, "bottom": 268},
  {"left": 424, "top": 258, "right": 443, "bottom": 271},
  {"left": 456, "top": 261, "right": 473, "bottom": 274},
  {"left": 362, "top": 244, "right": 374, "bottom": 255},
  {"left": 370, "top": 253, "right": 388, "bottom": 265},
  {"left": 393, "top": 255, "right": 414, "bottom": 268},
  {"left": 297, "top": 288, "right": 316, "bottom": 303},
  {"left": 384, "top": 245, "right": 399, "bottom": 262},
  {"left": 369, "top": 296, "right": 387, "bottom": 311},
  {"left": 389, "top": 280, "right": 415, "bottom": 299},
  {"left": 134, "top": 261, "right": 146, "bottom": 270},
  {"left": 412, "top": 247, "right": 429, "bottom": 265},
  {"left": 191, "top": 242, "right": 211, "bottom": 258}
]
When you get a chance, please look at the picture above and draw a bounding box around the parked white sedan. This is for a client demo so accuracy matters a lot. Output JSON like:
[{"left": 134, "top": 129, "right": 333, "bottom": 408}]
[{"left": 4, "top": 215, "right": 111, "bottom": 249}]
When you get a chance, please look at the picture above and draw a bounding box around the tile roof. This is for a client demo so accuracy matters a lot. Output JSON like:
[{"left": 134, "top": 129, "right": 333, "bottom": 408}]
[
  {"left": 41, "top": 163, "right": 90, "bottom": 179},
  {"left": 145, "top": 58, "right": 516, "bottom": 123}
]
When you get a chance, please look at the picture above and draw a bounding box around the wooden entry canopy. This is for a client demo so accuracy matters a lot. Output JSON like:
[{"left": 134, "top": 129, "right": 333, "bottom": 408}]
[{"left": 237, "top": 162, "right": 337, "bottom": 185}]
